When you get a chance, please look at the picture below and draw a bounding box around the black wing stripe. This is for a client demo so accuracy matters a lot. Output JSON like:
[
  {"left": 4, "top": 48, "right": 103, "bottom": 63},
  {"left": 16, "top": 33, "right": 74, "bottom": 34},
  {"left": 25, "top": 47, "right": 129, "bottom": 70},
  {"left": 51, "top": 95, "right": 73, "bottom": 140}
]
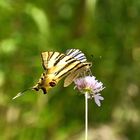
[
  {"left": 73, "top": 51, "right": 82, "bottom": 57},
  {"left": 77, "top": 55, "right": 85, "bottom": 58},
  {"left": 68, "top": 50, "right": 79, "bottom": 56},
  {"left": 49, "top": 52, "right": 54, "bottom": 60},
  {"left": 55, "top": 59, "right": 79, "bottom": 76},
  {"left": 55, "top": 53, "right": 62, "bottom": 60},
  {"left": 65, "top": 57, "right": 74, "bottom": 62},
  {"left": 66, "top": 49, "right": 75, "bottom": 55},
  {"left": 75, "top": 55, "right": 86, "bottom": 60},
  {"left": 54, "top": 54, "right": 65, "bottom": 66},
  {"left": 59, "top": 62, "right": 90, "bottom": 80},
  {"left": 57, "top": 62, "right": 82, "bottom": 79},
  {"left": 78, "top": 56, "right": 86, "bottom": 61},
  {"left": 76, "top": 63, "right": 89, "bottom": 71},
  {"left": 46, "top": 52, "right": 49, "bottom": 62},
  {"left": 78, "top": 58, "right": 86, "bottom": 61}
]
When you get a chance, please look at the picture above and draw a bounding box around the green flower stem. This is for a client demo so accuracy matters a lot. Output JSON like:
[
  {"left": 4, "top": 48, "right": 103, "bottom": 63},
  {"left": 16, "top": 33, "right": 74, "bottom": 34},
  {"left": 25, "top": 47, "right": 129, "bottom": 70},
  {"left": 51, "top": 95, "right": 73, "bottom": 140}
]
[{"left": 85, "top": 92, "right": 88, "bottom": 140}]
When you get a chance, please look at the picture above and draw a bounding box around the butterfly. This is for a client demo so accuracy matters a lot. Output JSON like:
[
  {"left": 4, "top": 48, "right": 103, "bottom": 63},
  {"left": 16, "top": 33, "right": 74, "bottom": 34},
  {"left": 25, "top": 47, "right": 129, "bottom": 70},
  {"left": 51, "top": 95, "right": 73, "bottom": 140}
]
[{"left": 12, "top": 49, "right": 92, "bottom": 99}]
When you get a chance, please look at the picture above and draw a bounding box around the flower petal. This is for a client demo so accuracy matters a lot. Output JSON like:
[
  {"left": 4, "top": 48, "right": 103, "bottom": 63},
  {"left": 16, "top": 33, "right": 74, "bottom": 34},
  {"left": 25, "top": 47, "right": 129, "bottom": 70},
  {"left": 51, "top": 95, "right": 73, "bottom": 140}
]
[
  {"left": 94, "top": 96, "right": 101, "bottom": 107},
  {"left": 94, "top": 94, "right": 104, "bottom": 107}
]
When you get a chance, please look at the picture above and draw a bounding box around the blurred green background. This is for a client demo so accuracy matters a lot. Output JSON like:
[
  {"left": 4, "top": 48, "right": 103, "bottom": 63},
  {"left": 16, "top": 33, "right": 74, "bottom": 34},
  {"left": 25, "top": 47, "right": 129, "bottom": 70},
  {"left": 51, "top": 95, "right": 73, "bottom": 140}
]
[{"left": 0, "top": 0, "right": 140, "bottom": 140}]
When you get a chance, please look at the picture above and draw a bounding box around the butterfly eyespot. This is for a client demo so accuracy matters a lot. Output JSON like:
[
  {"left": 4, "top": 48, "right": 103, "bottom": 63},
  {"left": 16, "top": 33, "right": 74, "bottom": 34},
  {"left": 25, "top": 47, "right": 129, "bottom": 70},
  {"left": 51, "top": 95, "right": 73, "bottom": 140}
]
[{"left": 49, "top": 81, "right": 56, "bottom": 87}]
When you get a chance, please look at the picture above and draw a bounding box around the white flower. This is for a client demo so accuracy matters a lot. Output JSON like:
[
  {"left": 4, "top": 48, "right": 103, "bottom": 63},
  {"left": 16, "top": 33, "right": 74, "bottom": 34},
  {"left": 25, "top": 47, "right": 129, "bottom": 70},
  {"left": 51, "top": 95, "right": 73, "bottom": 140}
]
[{"left": 74, "top": 76, "right": 105, "bottom": 107}]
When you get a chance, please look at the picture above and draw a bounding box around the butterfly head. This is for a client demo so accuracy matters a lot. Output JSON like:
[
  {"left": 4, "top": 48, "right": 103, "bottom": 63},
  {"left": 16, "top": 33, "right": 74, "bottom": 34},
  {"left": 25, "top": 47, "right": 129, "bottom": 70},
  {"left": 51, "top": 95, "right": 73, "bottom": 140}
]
[{"left": 32, "top": 72, "right": 58, "bottom": 94}]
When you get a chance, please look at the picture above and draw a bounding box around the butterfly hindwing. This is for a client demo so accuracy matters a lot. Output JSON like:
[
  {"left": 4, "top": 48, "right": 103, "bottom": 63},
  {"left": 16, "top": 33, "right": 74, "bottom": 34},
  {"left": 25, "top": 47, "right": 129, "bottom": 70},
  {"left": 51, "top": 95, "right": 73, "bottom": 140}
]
[
  {"left": 64, "top": 62, "right": 92, "bottom": 87},
  {"left": 64, "top": 69, "right": 80, "bottom": 87}
]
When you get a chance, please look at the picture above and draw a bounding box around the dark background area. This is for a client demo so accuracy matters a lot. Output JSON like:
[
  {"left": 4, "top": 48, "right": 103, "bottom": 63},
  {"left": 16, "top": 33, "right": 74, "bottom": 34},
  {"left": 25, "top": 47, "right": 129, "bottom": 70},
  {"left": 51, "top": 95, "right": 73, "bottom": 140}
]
[{"left": 0, "top": 0, "right": 140, "bottom": 140}]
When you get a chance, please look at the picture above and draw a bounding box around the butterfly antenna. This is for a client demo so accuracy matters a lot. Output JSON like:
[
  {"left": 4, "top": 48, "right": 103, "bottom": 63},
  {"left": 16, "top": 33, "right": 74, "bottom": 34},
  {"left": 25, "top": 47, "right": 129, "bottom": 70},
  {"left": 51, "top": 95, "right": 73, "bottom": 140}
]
[{"left": 12, "top": 87, "right": 33, "bottom": 100}]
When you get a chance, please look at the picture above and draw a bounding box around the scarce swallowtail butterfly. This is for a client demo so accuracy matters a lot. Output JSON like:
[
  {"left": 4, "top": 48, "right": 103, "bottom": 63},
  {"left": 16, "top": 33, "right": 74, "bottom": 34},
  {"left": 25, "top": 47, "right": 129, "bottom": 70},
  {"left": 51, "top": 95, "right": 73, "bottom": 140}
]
[{"left": 12, "top": 49, "right": 92, "bottom": 99}]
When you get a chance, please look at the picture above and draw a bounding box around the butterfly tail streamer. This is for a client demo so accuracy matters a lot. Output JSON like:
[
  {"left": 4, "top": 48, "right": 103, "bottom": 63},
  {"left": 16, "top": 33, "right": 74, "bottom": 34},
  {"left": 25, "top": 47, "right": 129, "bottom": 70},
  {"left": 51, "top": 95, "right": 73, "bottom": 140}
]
[{"left": 12, "top": 88, "right": 33, "bottom": 100}]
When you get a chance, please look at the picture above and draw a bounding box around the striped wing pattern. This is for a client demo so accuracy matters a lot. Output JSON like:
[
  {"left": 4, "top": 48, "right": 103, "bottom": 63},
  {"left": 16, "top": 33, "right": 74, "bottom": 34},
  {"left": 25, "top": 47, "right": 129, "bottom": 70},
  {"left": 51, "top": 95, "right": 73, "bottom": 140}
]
[
  {"left": 64, "top": 68, "right": 83, "bottom": 87},
  {"left": 41, "top": 49, "right": 91, "bottom": 87},
  {"left": 66, "top": 49, "right": 87, "bottom": 62},
  {"left": 41, "top": 52, "right": 65, "bottom": 70}
]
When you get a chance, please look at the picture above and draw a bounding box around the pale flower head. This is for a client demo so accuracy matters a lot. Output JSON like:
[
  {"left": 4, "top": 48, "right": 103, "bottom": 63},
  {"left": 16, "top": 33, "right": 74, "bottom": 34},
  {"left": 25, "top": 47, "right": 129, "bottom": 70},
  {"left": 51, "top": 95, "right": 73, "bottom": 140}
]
[{"left": 74, "top": 76, "right": 105, "bottom": 107}]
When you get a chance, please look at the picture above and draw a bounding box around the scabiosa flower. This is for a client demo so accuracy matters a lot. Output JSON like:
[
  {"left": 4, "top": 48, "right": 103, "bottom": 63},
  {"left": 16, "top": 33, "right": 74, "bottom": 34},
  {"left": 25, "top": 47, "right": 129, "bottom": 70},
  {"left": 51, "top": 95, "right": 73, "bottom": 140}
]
[{"left": 74, "top": 76, "right": 105, "bottom": 107}]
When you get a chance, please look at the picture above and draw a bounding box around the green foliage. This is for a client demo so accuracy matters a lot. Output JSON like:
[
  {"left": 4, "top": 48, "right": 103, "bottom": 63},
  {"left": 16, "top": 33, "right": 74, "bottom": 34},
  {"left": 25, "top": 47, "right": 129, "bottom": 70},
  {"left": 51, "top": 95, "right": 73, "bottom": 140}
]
[{"left": 0, "top": 0, "right": 140, "bottom": 140}]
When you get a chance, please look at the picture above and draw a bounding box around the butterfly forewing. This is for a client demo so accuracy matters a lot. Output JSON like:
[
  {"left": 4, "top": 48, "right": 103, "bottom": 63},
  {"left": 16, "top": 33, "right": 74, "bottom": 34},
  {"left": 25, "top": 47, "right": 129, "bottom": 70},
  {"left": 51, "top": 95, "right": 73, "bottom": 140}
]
[
  {"left": 66, "top": 49, "right": 87, "bottom": 62},
  {"left": 41, "top": 52, "right": 65, "bottom": 70}
]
